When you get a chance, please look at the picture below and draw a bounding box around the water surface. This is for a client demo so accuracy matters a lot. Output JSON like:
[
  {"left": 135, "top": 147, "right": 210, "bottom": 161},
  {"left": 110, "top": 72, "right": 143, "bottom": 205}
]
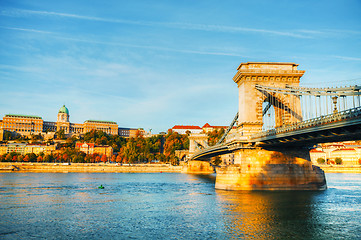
[{"left": 0, "top": 173, "right": 360, "bottom": 239}]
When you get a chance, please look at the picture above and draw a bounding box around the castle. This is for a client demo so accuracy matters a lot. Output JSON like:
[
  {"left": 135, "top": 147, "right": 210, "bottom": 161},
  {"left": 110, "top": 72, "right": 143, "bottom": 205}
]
[{"left": 0, "top": 105, "right": 137, "bottom": 139}]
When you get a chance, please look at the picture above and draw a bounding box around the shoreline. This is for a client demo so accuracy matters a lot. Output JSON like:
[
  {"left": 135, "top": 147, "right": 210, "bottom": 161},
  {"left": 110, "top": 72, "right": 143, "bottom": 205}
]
[
  {"left": 0, "top": 162, "right": 183, "bottom": 173},
  {"left": 1, "top": 162, "right": 361, "bottom": 174},
  {"left": 318, "top": 165, "right": 361, "bottom": 173}
]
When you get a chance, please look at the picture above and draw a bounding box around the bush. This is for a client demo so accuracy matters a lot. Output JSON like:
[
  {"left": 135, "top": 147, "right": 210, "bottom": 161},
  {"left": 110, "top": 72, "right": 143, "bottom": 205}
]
[
  {"left": 335, "top": 157, "right": 343, "bottom": 165},
  {"left": 316, "top": 158, "right": 325, "bottom": 164}
]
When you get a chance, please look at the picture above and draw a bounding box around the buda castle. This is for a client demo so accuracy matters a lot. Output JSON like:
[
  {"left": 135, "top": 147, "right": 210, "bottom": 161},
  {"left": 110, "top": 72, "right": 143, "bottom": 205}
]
[{"left": 0, "top": 105, "right": 132, "bottom": 138}]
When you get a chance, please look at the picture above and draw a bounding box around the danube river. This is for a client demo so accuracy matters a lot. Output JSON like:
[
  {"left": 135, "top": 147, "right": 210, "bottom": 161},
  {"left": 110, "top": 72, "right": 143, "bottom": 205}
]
[{"left": 0, "top": 173, "right": 360, "bottom": 239}]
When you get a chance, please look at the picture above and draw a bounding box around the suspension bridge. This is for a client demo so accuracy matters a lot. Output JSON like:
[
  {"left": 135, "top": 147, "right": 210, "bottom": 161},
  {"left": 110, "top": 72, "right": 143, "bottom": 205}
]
[{"left": 187, "top": 62, "right": 361, "bottom": 191}]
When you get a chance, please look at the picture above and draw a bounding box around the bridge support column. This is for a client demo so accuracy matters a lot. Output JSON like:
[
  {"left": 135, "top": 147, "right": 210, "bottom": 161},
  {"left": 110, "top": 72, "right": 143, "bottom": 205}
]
[
  {"left": 215, "top": 147, "right": 326, "bottom": 190},
  {"left": 185, "top": 160, "right": 214, "bottom": 174}
]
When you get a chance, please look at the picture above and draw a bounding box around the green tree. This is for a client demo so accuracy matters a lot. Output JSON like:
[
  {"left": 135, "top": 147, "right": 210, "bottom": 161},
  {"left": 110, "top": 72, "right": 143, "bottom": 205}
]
[
  {"left": 335, "top": 157, "right": 343, "bottom": 165},
  {"left": 17, "top": 155, "right": 24, "bottom": 162},
  {"left": 43, "top": 154, "right": 54, "bottom": 163},
  {"left": 211, "top": 156, "right": 222, "bottom": 166},
  {"left": 27, "top": 153, "right": 37, "bottom": 162},
  {"left": 55, "top": 129, "right": 66, "bottom": 140},
  {"left": 317, "top": 158, "right": 325, "bottom": 164}
]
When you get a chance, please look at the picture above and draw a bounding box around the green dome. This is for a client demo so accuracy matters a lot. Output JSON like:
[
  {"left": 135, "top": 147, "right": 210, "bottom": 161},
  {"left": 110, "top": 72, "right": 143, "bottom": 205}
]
[{"left": 59, "top": 105, "right": 69, "bottom": 114}]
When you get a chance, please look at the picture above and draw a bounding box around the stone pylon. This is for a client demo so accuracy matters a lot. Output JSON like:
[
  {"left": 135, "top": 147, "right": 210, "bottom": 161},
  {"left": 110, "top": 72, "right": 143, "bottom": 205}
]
[{"left": 215, "top": 62, "right": 326, "bottom": 190}]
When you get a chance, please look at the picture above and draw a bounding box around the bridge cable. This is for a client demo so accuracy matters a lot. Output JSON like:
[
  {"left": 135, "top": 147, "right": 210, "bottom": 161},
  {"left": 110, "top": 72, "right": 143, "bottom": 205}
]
[{"left": 216, "top": 112, "right": 239, "bottom": 145}]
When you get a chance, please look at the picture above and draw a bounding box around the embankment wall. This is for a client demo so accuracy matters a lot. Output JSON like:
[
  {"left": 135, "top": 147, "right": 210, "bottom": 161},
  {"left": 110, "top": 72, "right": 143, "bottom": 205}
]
[{"left": 0, "top": 162, "right": 183, "bottom": 173}]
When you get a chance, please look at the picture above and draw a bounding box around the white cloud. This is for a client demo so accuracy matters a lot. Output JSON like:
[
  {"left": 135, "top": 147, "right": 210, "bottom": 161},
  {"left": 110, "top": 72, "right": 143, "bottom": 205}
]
[{"left": 1, "top": 7, "right": 348, "bottom": 39}]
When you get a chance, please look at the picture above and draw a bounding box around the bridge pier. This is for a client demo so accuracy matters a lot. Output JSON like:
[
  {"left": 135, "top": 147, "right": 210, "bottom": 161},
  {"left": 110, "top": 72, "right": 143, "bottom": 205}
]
[
  {"left": 215, "top": 147, "right": 326, "bottom": 190},
  {"left": 183, "top": 160, "right": 214, "bottom": 174}
]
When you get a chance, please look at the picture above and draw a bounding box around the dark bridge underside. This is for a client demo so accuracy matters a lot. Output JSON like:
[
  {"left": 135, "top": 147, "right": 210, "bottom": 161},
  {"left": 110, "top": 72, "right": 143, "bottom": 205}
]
[
  {"left": 191, "top": 118, "right": 361, "bottom": 161},
  {"left": 191, "top": 145, "right": 232, "bottom": 160},
  {"left": 252, "top": 118, "right": 361, "bottom": 147}
]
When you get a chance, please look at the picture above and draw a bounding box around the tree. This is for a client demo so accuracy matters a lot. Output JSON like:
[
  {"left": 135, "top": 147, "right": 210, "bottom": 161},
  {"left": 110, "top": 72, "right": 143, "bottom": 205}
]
[
  {"left": 23, "top": 155, "right": 30, "bottom": 162},
  {"left": 335, "top": 157, "right": 343, "bottom": 165},
  {"left": 17, "top": 155, "right": 23, "bottom": 162},
  {"left": 62, "top": 153, "right": 69, "bottom": 163},
  {"left": 211, "top": 156, "right": 222, "bottom": 166},
  {"left": 101, "top": 155, "right": 107, "bottom": 163},
  {"left": 37, "top": 156, "right": 43, "bottom": 162},
  {"left": 5, "top": 154, "right": 12, "bottom": 162},
  {"left": 163, "top": 132, "right": 189, "bottom": 163},
  {"left": 317, "top": 158, "right": 325, "bottom": 164},
  {"left": 27, "top": 153, "right": 37, "bottom": 162},
  {"left": 43, "top": 154, "right": 54, "bottom": 163},
  {"left": 111, "top": 155, "right": 116, "bottom": 163},
  {"left": 207, "top": 128, "right": 225, "bottom": 146},
  {"left": 55, "top": 129, "right": 66, "bottom": 140},
  {"left": 116, "top": 154, "right": 122, "bottom": 163}
]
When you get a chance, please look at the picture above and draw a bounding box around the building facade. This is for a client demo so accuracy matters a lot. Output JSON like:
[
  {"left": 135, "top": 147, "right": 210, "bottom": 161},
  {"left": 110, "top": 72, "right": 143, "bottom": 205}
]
[
  {"left": 0, "top": 114, "right": 44, "bottom": 134},
  {"left": 75, "top": 142, "right": 113, "bottom": 158},
  {"left": 0, "top": 105, "right": 124, "bottom": 139},
  {"left": 310, "top": 141, "right": 361, "bottom": 165}
]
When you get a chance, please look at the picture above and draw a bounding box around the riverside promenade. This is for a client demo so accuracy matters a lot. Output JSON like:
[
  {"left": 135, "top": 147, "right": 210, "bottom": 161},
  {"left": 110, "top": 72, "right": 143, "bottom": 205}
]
[{"left": 0, "top": 162, "right": 183, "bottom": 173}]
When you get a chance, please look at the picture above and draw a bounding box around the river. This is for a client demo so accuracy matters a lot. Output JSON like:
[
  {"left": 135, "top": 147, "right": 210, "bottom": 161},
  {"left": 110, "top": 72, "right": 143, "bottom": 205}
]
[{"left": 0, "top": 173, "right": 360, "bottom": 239}]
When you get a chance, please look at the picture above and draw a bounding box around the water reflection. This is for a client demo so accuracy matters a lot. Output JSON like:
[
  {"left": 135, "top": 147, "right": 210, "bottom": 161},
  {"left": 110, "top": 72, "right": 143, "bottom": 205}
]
[{"left": 216, "top": 190, "right": 324, "bottom": 239}]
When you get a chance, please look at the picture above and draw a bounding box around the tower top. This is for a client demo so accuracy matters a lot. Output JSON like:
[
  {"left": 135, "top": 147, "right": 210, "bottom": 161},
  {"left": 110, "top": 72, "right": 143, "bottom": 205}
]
[
  {"left": 233, "top": 62, "right": 305, "bottom": 86},
  {"left": 236, "top": 62, "right": 300, "bottom": 71},
  {"left": 58, "top": 105, "right": 69, "bottom": 115}
]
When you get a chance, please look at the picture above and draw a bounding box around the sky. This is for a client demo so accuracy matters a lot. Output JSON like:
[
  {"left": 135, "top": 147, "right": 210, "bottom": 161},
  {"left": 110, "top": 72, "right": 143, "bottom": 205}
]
[{"left": 0, "top": 0, "right": 361, "bottom": 133}]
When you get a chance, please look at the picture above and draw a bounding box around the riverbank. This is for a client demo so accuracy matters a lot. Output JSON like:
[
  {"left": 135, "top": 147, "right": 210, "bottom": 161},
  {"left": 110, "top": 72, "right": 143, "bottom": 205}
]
[
  {"left": 1, "top": 162, "right": 361, "bottom": 174},
  {"left": 319, "top": 165, "right": 361, "bottom": 173},
  {"left": 0, "top": 162, "right": 183, "bottom": 173}
]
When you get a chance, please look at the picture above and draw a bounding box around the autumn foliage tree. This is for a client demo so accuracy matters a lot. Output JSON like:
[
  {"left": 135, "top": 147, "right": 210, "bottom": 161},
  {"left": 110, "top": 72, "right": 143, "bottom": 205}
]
[
  {"left": 207, "top": 128, "right": 225, "bottom": 146},
  {"left": 101, "top": 155, "right": 107, "bottom": 163},
  {"left": 163, "top": 131, "right": 189, "bottom": 165}
]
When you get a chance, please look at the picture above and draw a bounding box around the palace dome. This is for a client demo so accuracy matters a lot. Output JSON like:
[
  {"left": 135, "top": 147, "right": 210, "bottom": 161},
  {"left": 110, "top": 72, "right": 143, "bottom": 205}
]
[{"left": 59, "top": 105, "right": 69, "bottom": 114}]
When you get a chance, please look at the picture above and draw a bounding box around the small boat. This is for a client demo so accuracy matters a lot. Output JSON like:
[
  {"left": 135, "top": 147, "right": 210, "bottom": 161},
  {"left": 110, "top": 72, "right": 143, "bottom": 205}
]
[{"left": 98, "top": 185, "right": 104, "bottom": 189}]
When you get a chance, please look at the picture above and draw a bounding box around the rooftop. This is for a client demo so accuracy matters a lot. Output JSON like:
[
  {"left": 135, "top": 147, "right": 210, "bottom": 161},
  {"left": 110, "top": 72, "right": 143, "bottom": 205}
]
[
  {"left": 84, "top": 120, "right": 117, "bottom": 124},
  {"left": 172, "top": 125, "right": 202, "bottom": 130},
  {"left": 5, "top": 114, "right": 42, "bottom": 119}
]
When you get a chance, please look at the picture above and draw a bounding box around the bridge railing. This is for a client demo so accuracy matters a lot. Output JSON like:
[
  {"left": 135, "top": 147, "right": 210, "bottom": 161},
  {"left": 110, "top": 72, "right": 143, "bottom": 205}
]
[{"left": 251, "top": 106, "right": 361, "bottom": 140}]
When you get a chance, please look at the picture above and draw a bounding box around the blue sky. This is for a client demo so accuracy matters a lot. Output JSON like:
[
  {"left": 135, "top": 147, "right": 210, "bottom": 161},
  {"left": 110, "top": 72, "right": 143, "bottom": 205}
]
[{"left": 1, "top": 0, "right": 360, "bottom": 133}]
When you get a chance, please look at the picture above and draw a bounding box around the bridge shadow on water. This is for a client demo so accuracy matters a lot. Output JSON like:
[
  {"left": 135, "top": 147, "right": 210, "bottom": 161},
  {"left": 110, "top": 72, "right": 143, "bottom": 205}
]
[{"left": 214, "top": 189, "right": 326, "bottom": 239}]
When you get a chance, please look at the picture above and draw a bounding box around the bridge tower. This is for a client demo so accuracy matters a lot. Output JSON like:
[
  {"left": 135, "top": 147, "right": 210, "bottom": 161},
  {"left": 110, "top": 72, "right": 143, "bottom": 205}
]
[
  {"left": 233, "top": 62, "right": 305, "bottom": 137},
  {"left": 215, "top": 62, "right": 326, "bottom": 191},
  {"left": 187, "top": 133, "right": 214, "bottom": 174}
]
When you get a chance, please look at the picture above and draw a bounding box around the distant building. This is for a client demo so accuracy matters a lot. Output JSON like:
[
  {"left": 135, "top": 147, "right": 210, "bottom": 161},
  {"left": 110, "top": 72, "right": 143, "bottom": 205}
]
[
  {"left": 201, "top": 123, "right": 237, "bottom": 134},
  {"left": 0, "top": 143, "right": 56, "bottom": 155},
  {"left": 75, "top": 142, "right": 113, "bottom": 158},
  {"left": 310, "top": 141, "right": 361, "bottom": 165},
  {"left": 0, "top": 105, "right": 141, "bottom": 139},
  {"left": 0, "top": 114, "right": 44, "bottom": 134},
  {"left": 170, "top": 125, "right": 203, "bottom": 134}
]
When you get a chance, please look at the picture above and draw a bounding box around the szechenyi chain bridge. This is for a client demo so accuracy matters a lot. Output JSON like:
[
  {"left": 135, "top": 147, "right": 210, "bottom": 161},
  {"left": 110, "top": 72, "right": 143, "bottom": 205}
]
[{"left": 186, "top": 62, "right": 361, "bottom": 191}]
